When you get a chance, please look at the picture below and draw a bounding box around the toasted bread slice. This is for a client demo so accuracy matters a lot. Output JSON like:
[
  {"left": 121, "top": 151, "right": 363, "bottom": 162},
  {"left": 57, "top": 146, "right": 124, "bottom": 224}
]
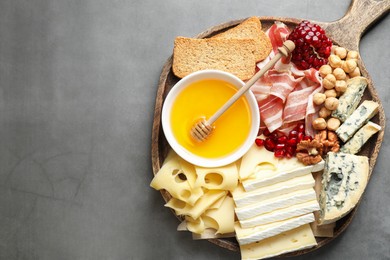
[
  {"left": 213, "top": 17, "right": 272, "bottom": 62},
  {"left": 172, "top": 36, "right": 256, "bottom": 80}
]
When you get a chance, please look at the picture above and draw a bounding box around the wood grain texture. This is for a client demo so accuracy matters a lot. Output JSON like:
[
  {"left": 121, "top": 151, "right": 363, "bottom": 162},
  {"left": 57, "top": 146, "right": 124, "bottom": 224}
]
[{"left": 151, "top": 0, "right": 389, "bottom": 255}]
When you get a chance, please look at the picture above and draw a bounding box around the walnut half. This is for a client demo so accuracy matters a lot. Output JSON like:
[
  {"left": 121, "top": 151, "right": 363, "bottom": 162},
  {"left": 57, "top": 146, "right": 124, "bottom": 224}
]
[{"left": 296, "top": 139, "right": 323, "bottom": 165}]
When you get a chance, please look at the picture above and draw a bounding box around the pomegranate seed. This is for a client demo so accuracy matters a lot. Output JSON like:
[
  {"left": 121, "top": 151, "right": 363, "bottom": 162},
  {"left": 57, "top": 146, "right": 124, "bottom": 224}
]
[
  {"left": 263, "top": 128, "right": 271, "bottom": 137},
  {"left": 277, "top": 135, "right": 288, "bottom": 144},
  {"left": 255, "top": 138, "right": 264, "bottom": 146},
  {"left": 270, "top": 132, "right": 279, "bottom": 141},
  {"left": 287, "top": 137, "right": 298, "bottom": 146},
  {"left": 264, "top": 138, "right": 276, "bottom": 152},
  {"left": 274, "top": 149, "right": 285, "bottom": 158},
  {"left": 286, "top": 152, "right": 293, "bottom": 158},
  {"left": 297, "top": 132, "right": 304, "bottom": 142},
  {"left": 297, "top": 123, "right": 305, "bottom": 133},
  {"left": 276, "top": 143, "right": 285, "bottom": 150},
  {"left": 285, "top": 145, "right": 296, "bottom": 155},
  {"left": 289, "top": 130, "right": 298, "bottom": 139}
]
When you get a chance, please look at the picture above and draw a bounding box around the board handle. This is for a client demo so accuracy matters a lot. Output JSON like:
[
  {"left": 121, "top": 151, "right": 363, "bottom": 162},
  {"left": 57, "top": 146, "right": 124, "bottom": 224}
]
[{"left": 318, "top": 0, "right": 390, "bottom": 50}]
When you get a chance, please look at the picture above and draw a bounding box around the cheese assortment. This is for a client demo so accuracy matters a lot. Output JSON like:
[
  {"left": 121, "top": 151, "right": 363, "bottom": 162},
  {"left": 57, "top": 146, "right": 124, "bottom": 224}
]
[{"left": 151, "top": 16, "right": 383, "bottom": 260}]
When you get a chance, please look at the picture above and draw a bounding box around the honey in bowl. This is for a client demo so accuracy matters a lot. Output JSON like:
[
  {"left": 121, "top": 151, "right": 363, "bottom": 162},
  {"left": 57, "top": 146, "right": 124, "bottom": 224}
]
[{"left": 170, "top": 79, "right": 252, "bottom": 159}]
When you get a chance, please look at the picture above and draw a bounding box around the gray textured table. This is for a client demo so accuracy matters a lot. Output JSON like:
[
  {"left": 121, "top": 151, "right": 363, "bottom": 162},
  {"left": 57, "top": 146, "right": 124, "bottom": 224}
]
[{"left": 0, "top": 0, "right": 389, "bottom": 259}]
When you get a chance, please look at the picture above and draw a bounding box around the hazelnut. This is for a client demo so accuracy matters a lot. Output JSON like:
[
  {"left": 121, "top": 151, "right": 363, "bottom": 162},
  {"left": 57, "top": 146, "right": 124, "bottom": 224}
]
[
  {"left": 333, "top": 68, "right": 347, "bottom": 80},
  {"left": 329, "top": 54, "right": 342, "bottom": 68},
  {"left": 327, "top": 118, "right": 341, "bottom": 131},
  {"left": 335, "top": 80, "right": 347, "bottom": 93},
  {"left": 319, "top": 65, "right": 333, "bottom": 78},
  {"left": 312, "top": 118, "right": 327, "bottom": 130},
  {"left": 323, "top": 73, "right": 336, "bottom": 89},
  {"left": 346, "top": 50, "right": 359, "bottom": 60},
  {"left": 341, "top": 59, "right": 357, "bottom": 73},
  {"left": 319, "top": 107, "right": 332, "bottom": 118},
  {"left": 334, "top": 47, "right": 347, "bottom": 59},
  {"left": 324, "top": 89, "right": 337, "bottom": 98},
  {"left": 313, "top": 93, "right": 327, "bottom": 105},
  {"left": 324, "top": 97, "right": 339, "bottom": 111},
  {"left": 349, "top": 67, "right": 361, "bottom": 78}
]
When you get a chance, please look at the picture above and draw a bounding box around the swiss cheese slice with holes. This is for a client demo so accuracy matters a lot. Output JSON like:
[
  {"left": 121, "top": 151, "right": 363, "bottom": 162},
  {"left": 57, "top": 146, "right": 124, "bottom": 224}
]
[
  {"left": 150, "top": 150, "right": 203, "bottom": 205},
  {"left": 194, "top": 163, "right": 238, "bottom": 191},
  {"left": 239, "top": 143, "right": 279, "bottom": 181},
  {"left": 165, "top": 190, "right": 227, "bottom": 220}
]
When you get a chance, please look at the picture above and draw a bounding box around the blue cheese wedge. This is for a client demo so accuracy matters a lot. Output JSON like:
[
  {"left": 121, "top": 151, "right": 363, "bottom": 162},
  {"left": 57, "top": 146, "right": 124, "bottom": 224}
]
[
  {"left": 340, "top": 121, "right": 381, "bottom": 154},
  {"left": 335, "top": 100, "right": 379, "bottom": 142},
  {"left": 319, "top": 152, "right": 369, "bottom": 225},
  {"left": 331, "top": 76, "right": 368, "bottom": 122}
]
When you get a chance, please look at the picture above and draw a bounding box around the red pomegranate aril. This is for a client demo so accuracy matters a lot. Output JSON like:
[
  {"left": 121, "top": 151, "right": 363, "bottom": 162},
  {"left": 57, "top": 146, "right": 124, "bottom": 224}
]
[
  {"left": 297, "top": 132, "right": 304, "bottom": 142},
  {"left": 255, "top": 138, "right": 264, "bottom": 147},
  {"left": 263, "top": 128, "right": 271, "bottom": 137},
  {"left": 277, "top": 135, "right": 288, "bottom": 144},
  {"left": 285, "top": 145, "right": 296, "bottom": 156},
  {"left": 270, "top": 132, "right": 279, "bottom": 141},
  {"left": 297, "top": 123, "right": 305, "bottom": 133},
  {"left": 287, "top": 137, "right": 298, "bottom": 147},
  {"left": 303, "top": 135, "right": 313, "bottom": 141},
  {"left": 274, "top": 149, "right": 285, "bottom": 158},
  {"left": 264, "top": 138, "right": 276, "bottom": 152},
  {"left": 276, "top": 143, "right": 285, "bottom": 150},
  {"left": 289, "top": 130, "right": 298, "bottom": 139}
]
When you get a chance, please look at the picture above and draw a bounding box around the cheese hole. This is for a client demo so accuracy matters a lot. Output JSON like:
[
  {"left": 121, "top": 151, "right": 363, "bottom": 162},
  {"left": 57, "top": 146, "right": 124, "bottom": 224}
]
[
  {"left": 255, "top": 162, "right": 277, "bottom": 172},
  {"left": 173, "top": 170, "right": 187, "bottom": 183},
  {"left": 204, "top": 173, "right": 223, "bottom": 186},
  {"left": 180, "top": 189, "right": 191, "bottom": 199},
  {"left": 291, "top": 238, "right": 298, "bottom": 243}
]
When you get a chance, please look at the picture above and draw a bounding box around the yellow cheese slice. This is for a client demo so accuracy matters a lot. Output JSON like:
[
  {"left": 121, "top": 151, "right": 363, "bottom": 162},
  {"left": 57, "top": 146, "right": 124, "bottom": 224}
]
[
  {"left": 194, "top": 162, "right": 238, "bottom": 191},
  {"left": 185, "top": 216, "right": 205, "bottom": 234},
  {"left": 165, "top": 190, "right": 227, "bottom": 219},
  {"left": 239, "top": 144, "right": 279, "bottom": 181},
  {"left": 240, "top": 224, "right": 317, "bottom": 260},
  {"left": 150, "top": 151, "right": 203, "bottom": 205},
  {"left": 202, "top": 196, "right": 235, "bottom": 234}
]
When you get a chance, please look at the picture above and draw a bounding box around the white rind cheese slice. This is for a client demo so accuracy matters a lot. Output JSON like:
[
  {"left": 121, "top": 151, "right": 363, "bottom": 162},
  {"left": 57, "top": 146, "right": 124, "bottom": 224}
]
[
  {"left": 235, "top": 213, "right": 315, "bottom": 245},
  {"left": 242, "top": 161, "right": 324, "bottom": 191},
  {"left": 336, "top": 100, "right": 379, "bottom": 142},
  {"left": 233, "top": 174, "right": 315, "bottom": 207},
  {"left": 331, "top": 76, "right": 368, "bottom": 122},
  {"left": 240, "top": 199, "right": 319, "bottom": 228},
  {"left": 319, "top": 152, "right": 369, "bottom": 225},
  {"left": 235, "top": 188, "right": 317, "bottom": 221},
  {"left": 340, "top": 121, "right": 381, "bottom": 154},
  {"left": 240, "top": 224, "right": 317, "bottom": 260}
]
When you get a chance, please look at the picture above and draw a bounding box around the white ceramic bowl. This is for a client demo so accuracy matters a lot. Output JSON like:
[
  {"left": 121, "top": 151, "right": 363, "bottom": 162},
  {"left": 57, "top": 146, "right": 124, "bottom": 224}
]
[{"left": 162, "top": 70, "right": 260, "bottom": 168}]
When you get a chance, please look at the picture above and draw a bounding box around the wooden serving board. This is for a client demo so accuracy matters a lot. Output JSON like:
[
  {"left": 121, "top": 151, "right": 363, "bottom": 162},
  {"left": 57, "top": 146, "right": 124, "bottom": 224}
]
[{"left": 151, "top": 0, "right": 389, "bottom": 255}]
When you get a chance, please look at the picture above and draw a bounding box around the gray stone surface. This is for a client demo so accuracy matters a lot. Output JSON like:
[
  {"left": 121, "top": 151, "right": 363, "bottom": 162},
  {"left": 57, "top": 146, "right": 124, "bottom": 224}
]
[{"left": 0, "top": 0, "right": 388, "bottom": 259}]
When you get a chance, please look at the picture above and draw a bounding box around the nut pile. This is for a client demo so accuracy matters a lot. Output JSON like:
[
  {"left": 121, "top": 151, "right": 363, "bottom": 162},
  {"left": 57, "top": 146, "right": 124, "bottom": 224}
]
[{"left": 312, "top": 46, "right": 361, "bottom": 132}]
